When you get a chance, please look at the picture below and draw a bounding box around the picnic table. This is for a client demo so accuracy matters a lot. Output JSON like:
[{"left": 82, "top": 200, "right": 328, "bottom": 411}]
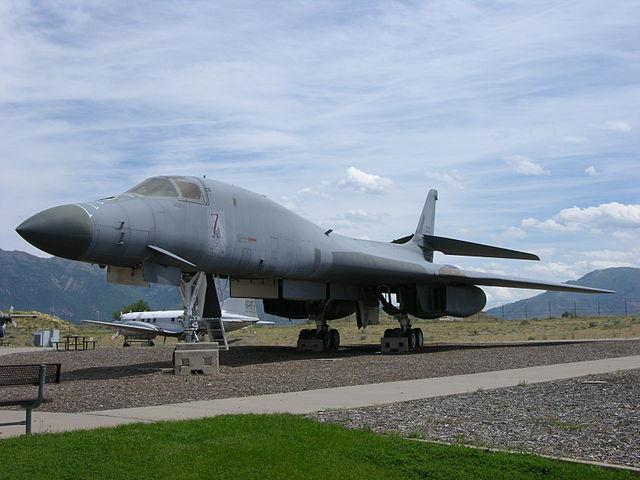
[{"left": 54, "top": 335, "right": 96, "bottom": 351}]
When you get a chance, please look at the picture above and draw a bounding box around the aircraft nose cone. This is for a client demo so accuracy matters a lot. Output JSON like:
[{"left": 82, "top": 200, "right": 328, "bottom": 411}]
[{"left": 16, "top": 204, "right": 92, "bottom": 260}]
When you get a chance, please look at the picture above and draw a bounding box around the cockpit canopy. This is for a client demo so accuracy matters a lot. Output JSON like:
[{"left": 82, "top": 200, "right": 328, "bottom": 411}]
[{"left": 126, "top": 176, "right": 207, "bottom": 203}]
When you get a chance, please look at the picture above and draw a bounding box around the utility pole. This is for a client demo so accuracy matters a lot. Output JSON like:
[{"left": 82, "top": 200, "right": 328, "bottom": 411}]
[
  {"left": 625, "top": 299, "right": 628, "bottom": 317},
  {"left": 501, "top": 304, "right": 505, "bottom": 320},
  {"left": 524, "top": 303, "right": 528, "bottom": 320},
  {"left": 597, "top": 300, "right": 600, "bottom": 316},
  {"left": 573, "top": 300, "right": 577, "bottom": 318},
  {"left": 548, "top": 301, "right": 552, "bottom": 319}
]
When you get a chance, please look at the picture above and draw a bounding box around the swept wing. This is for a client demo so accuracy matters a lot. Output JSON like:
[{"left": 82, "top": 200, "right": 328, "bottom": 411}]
[{"left": 432, "top": 266, "right": 613, "bottom": 294}]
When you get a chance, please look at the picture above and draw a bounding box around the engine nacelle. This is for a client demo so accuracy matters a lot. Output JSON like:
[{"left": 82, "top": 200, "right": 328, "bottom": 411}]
[{"left": 412, "top": 285, "right": 486, "bottom": 318}]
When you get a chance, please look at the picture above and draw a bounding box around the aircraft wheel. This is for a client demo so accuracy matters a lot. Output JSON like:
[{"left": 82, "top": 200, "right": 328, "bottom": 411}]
[
  {"left": 329, "top": 329, "right": 340, "bottom": 349},
  {"left": 298, "top": 329, "right": 311, "bottom": 340},
  {"left": 322, "top": 332, "right": 331, "bottom": 349},
  {"left": 148, "top": 340, "right": 155, "bottom": 347},
  {"left": 407, "top": 330, "right": 417, "bottom": 350},
  {"left": 123, "top": 342, "right": 130, "bottom": 347},
  {"left": 413, "top": 328, "right": 424, "bottom": 350},
  {"left": 384, "top": 328, "right": 394, "bottom": 338}
]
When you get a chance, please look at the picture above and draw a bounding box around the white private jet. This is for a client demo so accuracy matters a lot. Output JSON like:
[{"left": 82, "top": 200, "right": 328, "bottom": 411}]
[
  {"left": 82, "top": 299, "right": 273, "bottom": 346},
  {"left": 0, "top": 306, "right": 38, "bottom": 339}
]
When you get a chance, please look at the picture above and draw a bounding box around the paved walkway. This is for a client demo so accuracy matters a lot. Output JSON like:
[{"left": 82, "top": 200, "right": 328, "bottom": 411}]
[
  {"left": 1, "top": 354, "right": 639, "bottom": 438},
  {"left": 0, "top": 346, "right": 53, "bottom": 356}
]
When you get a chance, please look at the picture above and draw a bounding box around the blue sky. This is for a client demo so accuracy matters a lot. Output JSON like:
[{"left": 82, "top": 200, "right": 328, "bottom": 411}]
[{"left": 1, "top": 0, "right": 639, "bottom": 306}]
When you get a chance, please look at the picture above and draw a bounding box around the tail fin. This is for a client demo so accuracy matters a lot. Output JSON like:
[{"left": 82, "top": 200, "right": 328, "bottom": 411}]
[
  {"left": 413, "top": 189, "right": 437, "bottom": 261},
  {"left": 414, "top": 189, "right": 437, "bottom": 237},
  {"left": 222, "top": 297, "right": 258, "bottom": 318}
]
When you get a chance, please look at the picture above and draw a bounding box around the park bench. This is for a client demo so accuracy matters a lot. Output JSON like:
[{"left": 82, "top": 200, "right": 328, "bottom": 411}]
[{"left": 0, "top": 364, "right": 61, "bottom": 434}]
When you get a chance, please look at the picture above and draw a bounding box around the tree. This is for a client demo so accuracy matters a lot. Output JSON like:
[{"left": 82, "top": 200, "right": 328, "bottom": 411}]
[{"left": 113, "top": 300, "right": 151, "bottom": 319}]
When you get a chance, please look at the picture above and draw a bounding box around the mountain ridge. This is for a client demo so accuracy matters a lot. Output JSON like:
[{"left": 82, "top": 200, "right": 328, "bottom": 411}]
[
  {"left": 486, "top": 267, "right": 640, "bottom": 319},
  {"left": 0, "top": 248, "right": 180, "bottom": 322}
]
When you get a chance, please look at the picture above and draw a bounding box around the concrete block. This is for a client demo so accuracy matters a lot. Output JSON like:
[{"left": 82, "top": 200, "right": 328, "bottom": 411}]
[
  {"left": 173, "top": 348, "right": 219, "bottom": 375},
  {"left": 380, "top": 336, "right": 409, "bottom": 354},
  {"left": 175, "top": 342, "right": 219, "bottom": 351},
  {"left": 297, "top": 338, "right": 324, "bottom": 352}
]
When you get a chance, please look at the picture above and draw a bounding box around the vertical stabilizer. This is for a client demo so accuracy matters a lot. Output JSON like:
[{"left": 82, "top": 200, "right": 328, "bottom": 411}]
[
  {"left": 414, "top": 189, "right": 437, "bottom": 238},
  {"left": 413, "top": 189, "right": 438, "bottom": 261}
]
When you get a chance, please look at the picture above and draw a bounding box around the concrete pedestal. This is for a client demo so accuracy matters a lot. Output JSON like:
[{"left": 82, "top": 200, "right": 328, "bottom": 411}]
[
  {"left": 380, "top": 336, "right": 410, "bottom": 354},
  {"left": 173, "top": 342, "right": 219, "bottom": 375},
  {"left": 297, "top": 338, "right": 324, "bottom": 352}
]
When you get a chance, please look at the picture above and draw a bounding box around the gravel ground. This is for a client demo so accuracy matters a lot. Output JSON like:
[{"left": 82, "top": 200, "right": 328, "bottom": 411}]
[
  {"left": 312, "top": 369, "right": 640, "bottom": 468},
  {"left": 0, "top": 340, "right": 638, "bottom": 413}
]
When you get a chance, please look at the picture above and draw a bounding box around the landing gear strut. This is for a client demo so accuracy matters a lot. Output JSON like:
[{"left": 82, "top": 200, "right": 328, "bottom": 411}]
[
  {"left": 297, "top": 316, "right": 340, "bottom": 352},
  {"left": 380, "top": 314, "right": 424, "bottom": 353}
]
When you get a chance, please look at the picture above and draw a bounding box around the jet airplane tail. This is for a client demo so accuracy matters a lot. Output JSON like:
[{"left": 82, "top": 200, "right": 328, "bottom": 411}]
[{"left": 409, "top": 189, "right": 538, "bottom": 262}]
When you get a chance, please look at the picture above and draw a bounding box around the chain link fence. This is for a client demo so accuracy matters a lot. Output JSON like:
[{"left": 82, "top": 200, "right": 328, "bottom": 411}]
[{"left": 491, "top": 298, "right": 640, "bottom": 320}]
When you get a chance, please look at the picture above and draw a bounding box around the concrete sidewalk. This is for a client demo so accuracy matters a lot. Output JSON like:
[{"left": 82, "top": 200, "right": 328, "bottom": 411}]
[
  {"left": 2, "top": 354, "right": 639, "bottom": 438},
  {"left": 0, "top": 346, "right": 53, "bottom": 357}
]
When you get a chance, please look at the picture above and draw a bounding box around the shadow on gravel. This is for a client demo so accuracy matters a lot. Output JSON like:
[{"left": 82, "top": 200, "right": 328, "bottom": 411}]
[
  {"left": 62, "top": 361, "right": 170, "bottom": 381},
  {"left": 218, "top": 340, "right": 593, "bottom": 367}
]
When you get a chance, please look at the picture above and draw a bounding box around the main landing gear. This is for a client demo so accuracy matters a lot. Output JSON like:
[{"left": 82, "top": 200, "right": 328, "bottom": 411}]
[
  {"left": 297, "top": 317, "right": 340, "bottom": 352},
  {"left": 380, "top": 314, "right": 424, "bottom": 353}
]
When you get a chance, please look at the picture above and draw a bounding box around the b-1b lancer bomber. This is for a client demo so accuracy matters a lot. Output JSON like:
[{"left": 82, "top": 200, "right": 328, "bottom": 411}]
[{"left": 16, "top": 176, "right": 612, "bottom": 352}]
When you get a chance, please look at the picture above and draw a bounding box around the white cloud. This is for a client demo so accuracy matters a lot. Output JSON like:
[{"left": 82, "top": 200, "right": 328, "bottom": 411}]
[
  {"left": 483, "top": 287, "right": 535, "bottom": 308},
  {"left": 506, "top": 156, "right": 550, "bottom": 176},
  {"left": 522, "top": 202, "right": 640, "bottom": 233},
  {"left": 525, "top": 261, "right": 579, "bottom": 279},
  {"left": 425, "top": 170, "right": 465, "bottom": 189},
  {"left": 521, "top": 218, "right": 575, "bottom": 232},
  {"left": 605, "top": 120, "right": 631, "bottom": 132},
  {"left": 337, "top": 167, "right": 393, "bottom": 195},
  {"left": 612, "top": 230, "right": 640, "bottom": 241},
  {"left": 563, "top": 136, "right": 589, "bottom": 144},
  {"left": 575, "top": 248, "right": 640, "bottom": 271},
  {"left": 556, "top": 203, "right": 640, "bottom": 229},
  {"left": 297, "top": 187, "right": 329, "bottom": 198},
  {"left": 501, "top": 226, "right": 527, "bottom": 239},
  {"left": 585, "top": 165, "right": 597, "bottom": 176},
  {"left": 325, "top": 209, "right": 386, "bottom": 231}
]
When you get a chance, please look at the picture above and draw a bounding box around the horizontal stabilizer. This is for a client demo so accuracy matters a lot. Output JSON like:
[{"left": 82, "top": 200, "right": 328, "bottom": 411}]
[{"left": 423, "top": 235, "right": 540, "bottom": 261}]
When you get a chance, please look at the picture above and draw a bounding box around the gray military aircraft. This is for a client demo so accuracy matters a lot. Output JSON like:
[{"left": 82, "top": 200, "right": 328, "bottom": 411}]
[{"left": 16, "top": 176, "right": 612, "bottom": 351}]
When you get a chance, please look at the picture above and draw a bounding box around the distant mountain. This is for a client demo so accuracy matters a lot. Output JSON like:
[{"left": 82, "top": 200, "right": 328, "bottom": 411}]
[
  {"left": 0, "top": 249, "right": 179, "bottom": 322},
  {"left": 485, "top": 267, "right": 640, "bottom": 319}
]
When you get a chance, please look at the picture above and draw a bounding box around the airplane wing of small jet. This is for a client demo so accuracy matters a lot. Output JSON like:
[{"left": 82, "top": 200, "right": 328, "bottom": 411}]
[
  {"left": 81, "top": 319, "right": 171, "bottom": 336},
  {"left": 433, "top": 266, "right": 614, "bottom": 294}
]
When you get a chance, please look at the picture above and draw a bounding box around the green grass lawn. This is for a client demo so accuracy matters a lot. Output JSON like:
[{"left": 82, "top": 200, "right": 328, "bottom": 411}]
[{"left": 0, "top": 415, "right": 633, "bottom": 480}]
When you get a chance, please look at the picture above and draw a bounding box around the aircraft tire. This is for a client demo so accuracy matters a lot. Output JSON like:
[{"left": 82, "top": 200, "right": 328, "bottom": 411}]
[
  {"left": 298, "top": 329, "right": 311, "bottom": 340},
  {"left": 322, "top": 333, "right": 331, "bottom": 349},
  {"left": 329, "top": 329, "right": 340, "bottom": 349},
  {"left": 413, "top": 328, "right": 424, "bottom": 350},
  {"left": 407, "top": 330, "right": 417, "bottom": 350},
  {"left": 123, "top": 342, "right": 130, "bottom": 347},
  {"left": 148, "top": 340, "right": 155, "bottom": 347},
  {"left": 384, "top": 328, "right": 394, "bottom": 338}
]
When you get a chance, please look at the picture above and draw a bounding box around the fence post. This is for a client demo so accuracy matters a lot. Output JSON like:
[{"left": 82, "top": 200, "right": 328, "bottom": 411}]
[
  {"left": 548, "top": 301, "right": 552, "bottom": 319},
  {"left": 524, "top": 303, "right": 528, "bottom": 320},
  {"left": 573, "top": 300, "right": 577, "bottom": 318}
]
